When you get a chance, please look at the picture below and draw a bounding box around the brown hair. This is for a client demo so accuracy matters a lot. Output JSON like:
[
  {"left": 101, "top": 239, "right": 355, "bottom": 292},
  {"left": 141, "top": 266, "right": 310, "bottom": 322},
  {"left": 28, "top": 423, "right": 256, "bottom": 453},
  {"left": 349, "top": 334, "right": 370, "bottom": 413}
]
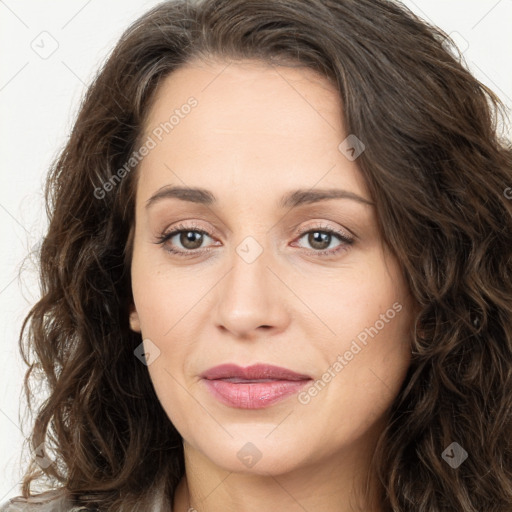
[{"left": 17, "top": 0, "right": 512, "bottom": 510}]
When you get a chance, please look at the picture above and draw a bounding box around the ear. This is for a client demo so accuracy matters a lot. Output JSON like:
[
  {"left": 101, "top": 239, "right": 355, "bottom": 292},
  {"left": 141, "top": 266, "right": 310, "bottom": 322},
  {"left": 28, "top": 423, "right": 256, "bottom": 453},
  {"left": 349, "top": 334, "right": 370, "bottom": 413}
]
[{"left": 129, "top": 304, "right": 141, "bottom": 333}]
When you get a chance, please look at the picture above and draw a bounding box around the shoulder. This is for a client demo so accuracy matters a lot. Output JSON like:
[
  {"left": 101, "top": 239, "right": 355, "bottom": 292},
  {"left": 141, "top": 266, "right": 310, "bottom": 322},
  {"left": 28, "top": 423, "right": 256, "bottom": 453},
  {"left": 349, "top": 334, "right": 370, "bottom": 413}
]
[{"left": 0, "top": 490, "right": 90, "bottom": 512}]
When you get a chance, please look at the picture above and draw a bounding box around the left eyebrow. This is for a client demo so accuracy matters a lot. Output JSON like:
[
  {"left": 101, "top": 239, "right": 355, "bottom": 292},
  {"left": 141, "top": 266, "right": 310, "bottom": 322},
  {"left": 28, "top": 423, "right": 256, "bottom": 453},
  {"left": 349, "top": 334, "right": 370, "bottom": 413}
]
[
  {"left": 145, "top": 185, "right": 374, "bottom": 210},
  {"left": 279, "top": 188, "right": 374, "bottom": 208}
]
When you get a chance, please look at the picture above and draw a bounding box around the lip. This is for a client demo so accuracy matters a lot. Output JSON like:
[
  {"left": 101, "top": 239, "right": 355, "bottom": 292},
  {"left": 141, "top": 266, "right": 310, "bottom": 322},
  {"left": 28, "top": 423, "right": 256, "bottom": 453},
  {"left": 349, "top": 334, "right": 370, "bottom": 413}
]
[
  {"left": 200, "top": 363, "right": 311, "bottom": 381},
  {"left": 200, "top": 364, "right": 312, "bottom": 409}
]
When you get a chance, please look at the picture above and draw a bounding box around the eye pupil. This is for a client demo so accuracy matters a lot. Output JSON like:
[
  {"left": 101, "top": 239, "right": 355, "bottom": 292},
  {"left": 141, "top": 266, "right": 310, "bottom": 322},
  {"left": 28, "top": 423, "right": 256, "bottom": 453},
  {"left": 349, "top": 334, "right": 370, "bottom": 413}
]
[
  {"left": 309, "top": 231, "right": 331, "bottom": 250},
  {"left": 181, "top": 231, "right": 203, "bottom": 249}
]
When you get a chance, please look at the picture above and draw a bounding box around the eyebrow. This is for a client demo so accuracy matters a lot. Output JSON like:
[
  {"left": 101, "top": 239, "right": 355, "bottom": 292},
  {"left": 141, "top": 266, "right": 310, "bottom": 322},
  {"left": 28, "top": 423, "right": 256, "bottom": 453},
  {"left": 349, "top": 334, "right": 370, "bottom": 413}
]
[{"left": 145, "top": 185, "right": 373, "bottom": 209}]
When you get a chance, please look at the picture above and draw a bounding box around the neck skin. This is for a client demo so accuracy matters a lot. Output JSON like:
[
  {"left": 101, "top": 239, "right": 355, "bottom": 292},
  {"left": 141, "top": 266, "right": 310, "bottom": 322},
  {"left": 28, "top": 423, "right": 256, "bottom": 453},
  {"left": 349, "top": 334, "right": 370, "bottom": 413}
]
[{"left": 171, "top": 420, "right": 386, "bottom": 512}]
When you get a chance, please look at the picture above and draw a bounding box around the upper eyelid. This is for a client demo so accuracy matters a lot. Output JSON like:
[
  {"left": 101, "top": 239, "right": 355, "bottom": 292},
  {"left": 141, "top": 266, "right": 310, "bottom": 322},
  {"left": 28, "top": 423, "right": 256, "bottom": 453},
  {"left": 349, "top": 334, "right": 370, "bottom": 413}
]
[
  {"left": 165, "top": 221, "right": 212, "bottom": 234},
  {"left": 164, "top": 217, "right": 353, "bottom": 232},
  {"left": 296, "top": 222, "right": 352, "bottom": 237},
  {"left": 163, "top": 221, "right": 350, "bottom": 237}
]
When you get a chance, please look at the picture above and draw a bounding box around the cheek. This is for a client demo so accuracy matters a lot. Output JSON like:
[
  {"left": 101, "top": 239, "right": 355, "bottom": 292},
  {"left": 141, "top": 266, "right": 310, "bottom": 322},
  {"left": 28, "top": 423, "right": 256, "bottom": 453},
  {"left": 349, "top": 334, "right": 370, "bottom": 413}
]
[
  {"left": 130, "top": 240, "right": 204, "bottom": 337},
  {"left": 301, "top": 251, "right": 412, "bottom": 411},
  {"left": 302, "top": 251, "right": 406, "bottom": 350}
]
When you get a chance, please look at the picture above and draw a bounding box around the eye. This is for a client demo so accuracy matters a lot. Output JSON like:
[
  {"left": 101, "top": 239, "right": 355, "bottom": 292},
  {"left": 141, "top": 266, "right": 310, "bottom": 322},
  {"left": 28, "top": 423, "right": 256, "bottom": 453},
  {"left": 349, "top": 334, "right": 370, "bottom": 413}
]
[
  {"left": 154, "top": 223, "right": 217, "bottom": 257},
  {"left": 293, "top": 224, "right": 354, "bottom": 256}
]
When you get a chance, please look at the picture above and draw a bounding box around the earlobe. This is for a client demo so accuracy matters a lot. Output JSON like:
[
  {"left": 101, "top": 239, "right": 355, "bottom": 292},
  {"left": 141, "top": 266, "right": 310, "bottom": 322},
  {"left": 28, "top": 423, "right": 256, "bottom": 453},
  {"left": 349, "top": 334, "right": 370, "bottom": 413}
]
[{"left": 129, "top": 305, "right": 141, "bottom": 333}]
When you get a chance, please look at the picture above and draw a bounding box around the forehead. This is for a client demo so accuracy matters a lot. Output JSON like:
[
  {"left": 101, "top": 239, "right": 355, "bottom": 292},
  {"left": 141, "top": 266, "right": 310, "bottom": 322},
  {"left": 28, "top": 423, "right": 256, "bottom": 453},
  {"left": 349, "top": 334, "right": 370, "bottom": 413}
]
[{"left": 137, "top": 59, "right": 368, "bottom": 202}]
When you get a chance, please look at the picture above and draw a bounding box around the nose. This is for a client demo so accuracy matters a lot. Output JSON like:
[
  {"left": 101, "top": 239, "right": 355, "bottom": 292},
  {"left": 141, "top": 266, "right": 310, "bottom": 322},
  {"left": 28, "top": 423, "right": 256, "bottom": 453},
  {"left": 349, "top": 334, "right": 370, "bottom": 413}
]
[{"left": 213, "top": 239, "right": 290, "bottom": 339}]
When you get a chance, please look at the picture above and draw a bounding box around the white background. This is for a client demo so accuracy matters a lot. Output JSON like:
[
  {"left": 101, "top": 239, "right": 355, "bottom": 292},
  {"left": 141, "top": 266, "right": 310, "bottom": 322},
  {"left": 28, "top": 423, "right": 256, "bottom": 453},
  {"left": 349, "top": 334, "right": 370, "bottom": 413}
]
[{"left": 1, "top": 0, "right": 511, "bottom": 503}]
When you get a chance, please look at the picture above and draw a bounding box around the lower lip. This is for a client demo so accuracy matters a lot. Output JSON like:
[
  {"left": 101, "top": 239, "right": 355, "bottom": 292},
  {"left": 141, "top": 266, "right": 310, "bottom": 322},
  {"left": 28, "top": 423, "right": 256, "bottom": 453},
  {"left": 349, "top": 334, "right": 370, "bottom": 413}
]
[{"left": 203, "top": 379, "right": 311, "bottom": 409}]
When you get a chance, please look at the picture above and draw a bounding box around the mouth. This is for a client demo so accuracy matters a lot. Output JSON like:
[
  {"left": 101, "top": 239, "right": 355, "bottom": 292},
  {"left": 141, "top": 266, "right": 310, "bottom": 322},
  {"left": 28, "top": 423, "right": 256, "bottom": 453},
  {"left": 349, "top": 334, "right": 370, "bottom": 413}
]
[{"left": 200, "top": 363, "right": 313, "bottom": 409}]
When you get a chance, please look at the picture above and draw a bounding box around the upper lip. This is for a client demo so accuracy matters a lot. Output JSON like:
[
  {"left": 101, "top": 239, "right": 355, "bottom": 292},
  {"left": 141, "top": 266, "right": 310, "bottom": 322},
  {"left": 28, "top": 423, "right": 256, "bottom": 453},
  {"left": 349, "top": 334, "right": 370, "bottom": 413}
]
[{"left": 200, "top": 364, "right": 312, "bottom": 381}]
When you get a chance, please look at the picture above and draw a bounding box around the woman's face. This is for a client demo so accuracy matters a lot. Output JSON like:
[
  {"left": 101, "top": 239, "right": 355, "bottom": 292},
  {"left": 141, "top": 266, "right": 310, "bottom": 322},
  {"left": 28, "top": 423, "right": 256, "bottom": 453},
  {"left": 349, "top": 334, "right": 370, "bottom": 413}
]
[{"left": 129, "top": 58, "right": 413, "bottom": 476}]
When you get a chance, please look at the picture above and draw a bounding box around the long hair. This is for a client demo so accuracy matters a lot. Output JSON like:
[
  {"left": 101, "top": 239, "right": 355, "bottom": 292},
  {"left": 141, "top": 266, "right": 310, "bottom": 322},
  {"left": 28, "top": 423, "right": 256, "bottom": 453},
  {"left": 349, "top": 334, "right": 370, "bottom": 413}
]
[{"left": 17, "top": 0, "right": 512, "bottom": 510}]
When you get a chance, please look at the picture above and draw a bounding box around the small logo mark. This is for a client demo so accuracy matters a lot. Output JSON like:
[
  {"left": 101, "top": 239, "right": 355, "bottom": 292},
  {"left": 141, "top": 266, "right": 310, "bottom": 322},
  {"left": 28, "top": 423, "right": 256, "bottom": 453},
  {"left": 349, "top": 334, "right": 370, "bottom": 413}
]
[
  {"left": 443, "top": 31, "right": 470, "bottom": 54},
  {"left": 442, "top": 441, "right": 468, "bottom": 468},
  {"left": 32, "top": 443, "right": 53, "bottom": 469},
  {"left": 338, "top": 134, "right": 366, "bottom": 161},
  {"left": 235, "top": 236, "right": 263, "bottom": 264},
  {"left": 30, "top": 31, "right": 59, "bottom": 59},
  {"left": 134, "top": 338, "right": 161, "bottom": 366},
  {"left": 237, "top": 442, "right": 262, "bottom": 468},
  {"left": 31, "top": 238, "right": 42, "bottom": 255}
]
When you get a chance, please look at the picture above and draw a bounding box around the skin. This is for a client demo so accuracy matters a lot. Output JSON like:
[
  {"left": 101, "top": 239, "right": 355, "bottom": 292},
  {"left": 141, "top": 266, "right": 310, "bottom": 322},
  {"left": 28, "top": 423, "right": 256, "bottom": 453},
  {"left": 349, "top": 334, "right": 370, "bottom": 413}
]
[{"left": 129, "top": 58, "right": 414, "bottom": 512}]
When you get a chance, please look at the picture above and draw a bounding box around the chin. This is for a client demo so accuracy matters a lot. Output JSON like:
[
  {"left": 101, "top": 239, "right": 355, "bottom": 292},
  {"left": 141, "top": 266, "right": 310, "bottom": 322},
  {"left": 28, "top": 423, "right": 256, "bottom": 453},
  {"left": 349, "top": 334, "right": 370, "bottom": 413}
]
[{"left": 183, "top": 424, "right": 323, "bottom": 476}]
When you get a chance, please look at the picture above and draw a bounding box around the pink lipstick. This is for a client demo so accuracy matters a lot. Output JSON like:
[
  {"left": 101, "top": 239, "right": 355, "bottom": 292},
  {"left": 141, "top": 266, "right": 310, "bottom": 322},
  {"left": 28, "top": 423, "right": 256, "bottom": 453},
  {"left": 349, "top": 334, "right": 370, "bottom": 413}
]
[{"left": 200, "top": 363, "right": 312, "bottom": 409}]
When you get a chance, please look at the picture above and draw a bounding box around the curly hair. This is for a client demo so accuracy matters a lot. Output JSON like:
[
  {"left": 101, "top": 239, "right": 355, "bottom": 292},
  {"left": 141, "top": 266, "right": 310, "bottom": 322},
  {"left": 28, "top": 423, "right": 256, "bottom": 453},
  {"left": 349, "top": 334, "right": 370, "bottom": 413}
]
[{"left": 16, "top": 0, "right": 512, "bottom": 510}]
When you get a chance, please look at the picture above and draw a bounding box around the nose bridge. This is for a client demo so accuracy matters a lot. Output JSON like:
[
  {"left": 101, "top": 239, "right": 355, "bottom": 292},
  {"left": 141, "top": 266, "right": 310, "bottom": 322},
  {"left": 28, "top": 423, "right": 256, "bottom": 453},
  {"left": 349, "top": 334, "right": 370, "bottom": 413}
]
[
  {"left": 225, "top": 234, "right": 271, "bottom": 310},
  {"left": 214, "top": 232, "right": 286, "bottom": 335}
]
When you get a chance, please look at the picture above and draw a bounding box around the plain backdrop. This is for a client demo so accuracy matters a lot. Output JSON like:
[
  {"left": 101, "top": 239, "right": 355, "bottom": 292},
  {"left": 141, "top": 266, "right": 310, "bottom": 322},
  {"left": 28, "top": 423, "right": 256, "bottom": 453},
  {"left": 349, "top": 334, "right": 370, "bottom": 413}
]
[{"left": 1, "top": 0, "right": 511, "bottom": 503}]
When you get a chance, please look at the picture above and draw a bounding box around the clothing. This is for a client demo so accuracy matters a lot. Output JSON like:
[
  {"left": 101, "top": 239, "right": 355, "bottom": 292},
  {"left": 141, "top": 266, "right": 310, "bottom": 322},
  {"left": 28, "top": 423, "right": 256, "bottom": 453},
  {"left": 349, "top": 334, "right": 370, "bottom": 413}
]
[
  {"left": 0, "top": 491, "right": 86, "bottom": 512},
  {"left": 0, "top": 488, "right": 170, "bottom": 511}
]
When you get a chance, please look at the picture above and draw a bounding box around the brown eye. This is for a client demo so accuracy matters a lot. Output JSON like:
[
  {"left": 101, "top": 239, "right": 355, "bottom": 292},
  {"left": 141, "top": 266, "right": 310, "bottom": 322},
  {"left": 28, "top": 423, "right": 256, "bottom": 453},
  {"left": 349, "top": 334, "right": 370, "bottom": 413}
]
[
  {"left": 295, "top": 226, "right": 354, "bottom": 256},
  {"left": 305, "top": 231, "right": 333, "bottom": 251},
  {"left": 154, "top": 224, "right": 217, "bottom": 257},
  {"left": 177, "top": 230, "right": 205, "bottom": 250}
]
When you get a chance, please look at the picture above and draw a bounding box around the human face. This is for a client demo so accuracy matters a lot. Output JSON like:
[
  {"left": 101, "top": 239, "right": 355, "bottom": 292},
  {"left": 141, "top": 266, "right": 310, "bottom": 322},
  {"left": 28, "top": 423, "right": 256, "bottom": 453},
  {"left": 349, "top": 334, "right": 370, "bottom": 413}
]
[{"left": 129, "top": 59, "right": 413, "bottom": 476}]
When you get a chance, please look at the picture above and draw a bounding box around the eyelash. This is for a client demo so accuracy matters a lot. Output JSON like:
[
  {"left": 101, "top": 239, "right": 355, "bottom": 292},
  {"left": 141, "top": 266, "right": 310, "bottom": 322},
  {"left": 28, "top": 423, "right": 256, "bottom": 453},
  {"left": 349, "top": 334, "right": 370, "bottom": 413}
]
[{"left": 154, "top": 222, "right": 354, "bottom": 258}]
